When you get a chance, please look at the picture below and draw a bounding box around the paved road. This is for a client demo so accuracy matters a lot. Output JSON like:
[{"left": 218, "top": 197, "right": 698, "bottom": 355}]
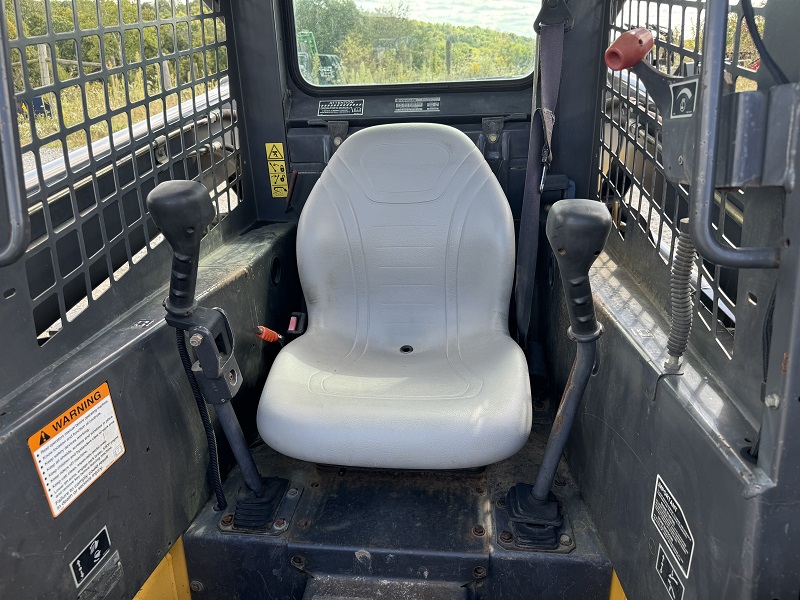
[{"left": 22, "top": 146, "right": 64, "bottom": 173}]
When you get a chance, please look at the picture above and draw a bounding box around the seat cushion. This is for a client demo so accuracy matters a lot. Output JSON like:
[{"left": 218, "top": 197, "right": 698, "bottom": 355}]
[
  {"left": 257, "top": 123, "right": 531, "bottom": 469},
  {"left": 258, "top": 331, "right": 531, "bottom": 469}
]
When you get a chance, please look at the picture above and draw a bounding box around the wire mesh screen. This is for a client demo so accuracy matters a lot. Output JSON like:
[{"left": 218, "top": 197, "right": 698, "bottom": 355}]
[
  {"left": 5, "top": 0, "right": 241, "bottom": 345},
  {"left": 598, "top": 0, "right": 766, "bottom": 359}
]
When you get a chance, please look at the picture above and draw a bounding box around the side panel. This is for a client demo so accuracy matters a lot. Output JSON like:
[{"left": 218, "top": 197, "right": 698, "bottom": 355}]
[
  {"left": 549, "top": 252, "right": 792, "bottom": 600},
  {"left": 0, "top": 224, "right": 299, "bottom": 599}
]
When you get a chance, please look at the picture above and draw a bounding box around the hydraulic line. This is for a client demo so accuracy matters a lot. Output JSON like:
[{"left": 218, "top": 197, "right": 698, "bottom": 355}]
[
  {"left": 665, "top": 219, "right": 696, "bottom": 371},
  {"left": 176, "top": 328, "right": 228, "bottom": 511},
  {"left": 741, "top": 0, "right": 789, "bottom": 86}
]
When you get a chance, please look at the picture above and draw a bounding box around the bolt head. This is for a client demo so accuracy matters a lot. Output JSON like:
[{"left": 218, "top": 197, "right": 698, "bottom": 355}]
[
  {"left": 765, "top": 393, "right": 781, "bottom": 408},
  {"left": 287, "top": 487, "right": 299, "bottom": 497},
  {"left": 488, "top": 133, "right": 499, "bottom": 143},
  {"left": 190, "top": 580, "right": 204, "bottom": 592},
  {"left": 274, "top": 518, "right": 287, "bottom": 530},
  {"left": 472, "top": 525, "right": 485, "bottom": 536},
  {"left": 333, "top": 136, "right": 343, "bottom": 146},
  {"left": 473, "top": 566, "right": 487, "bottom": 579},
  {"left": 221, "top": 514, "right": 233, "bottom": 526},
  {"left": 500, "top": 530, "right": 513, "bottom": 543},
  {"left": 559, "top": 533, "right": 572, "bottom": 546},
  {"left": 189, "top": 333, "right": 203, "bottom": 347}
]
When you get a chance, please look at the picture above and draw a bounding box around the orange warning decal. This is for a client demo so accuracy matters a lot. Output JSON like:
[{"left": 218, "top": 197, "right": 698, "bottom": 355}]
[
  {"left": 28, "top": 381, "right": 125, "bottom": 517},
  {"left": 28, "top": 382, "right": 110, "bottom": 452}
]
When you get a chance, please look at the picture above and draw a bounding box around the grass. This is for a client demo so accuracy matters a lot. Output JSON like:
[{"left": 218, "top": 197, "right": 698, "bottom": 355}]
[{"left": 20, "top": 75, "right": 221, "bottom": 152}]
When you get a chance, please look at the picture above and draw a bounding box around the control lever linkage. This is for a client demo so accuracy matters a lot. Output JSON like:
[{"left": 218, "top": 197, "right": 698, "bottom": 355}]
[
  {"left": 506, "top": 199, "right": 611, "bottom": 549},
  {"left": 147, "top": 181, "right": 266, "bottom": 499}
]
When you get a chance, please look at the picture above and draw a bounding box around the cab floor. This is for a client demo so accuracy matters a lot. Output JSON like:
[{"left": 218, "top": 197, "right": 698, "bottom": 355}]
[{"left": 183, "top": 403, "right": 611, "bottom": 599}]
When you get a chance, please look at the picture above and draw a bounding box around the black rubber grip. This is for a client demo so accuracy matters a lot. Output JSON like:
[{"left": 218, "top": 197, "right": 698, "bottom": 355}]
[
  {"left": 146, "top": 181, "right": 215, "bottom": 316},
  {"left": 546, "top": 200, "right": 612, "bottom": 341}
]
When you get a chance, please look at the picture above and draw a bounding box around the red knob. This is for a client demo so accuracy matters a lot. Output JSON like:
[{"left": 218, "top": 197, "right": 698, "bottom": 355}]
[
  {"left": 605, "top": 28, "right": 654, "bottom": 71},
  {"left": 254, "top": 326, "right": 280, "bottom": 343}
]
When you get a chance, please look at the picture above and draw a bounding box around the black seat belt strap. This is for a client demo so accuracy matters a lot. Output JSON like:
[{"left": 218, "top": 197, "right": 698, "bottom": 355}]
[{"left": 515, "top": 22, "right": 567, "bottom": 349}]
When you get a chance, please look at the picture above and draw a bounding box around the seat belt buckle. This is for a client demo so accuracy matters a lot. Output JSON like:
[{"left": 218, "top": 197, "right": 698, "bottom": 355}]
[
  {"left": 286, "top": 312, "right": 307, "bottom": 336},
  {"left": 539, "top": 147, "right": 551, "bottom": 193}
]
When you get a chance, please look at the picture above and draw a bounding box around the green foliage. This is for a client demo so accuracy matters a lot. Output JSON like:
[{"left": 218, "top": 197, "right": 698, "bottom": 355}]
[
  {"left": 662, "top": 14, "right": 762, "bottom": 90},
  {"left": 294, "top": 0, "right": 362, "bottom": 55},
  {"left": 293, "top": 0, "right": 535, "bottom": 85}
]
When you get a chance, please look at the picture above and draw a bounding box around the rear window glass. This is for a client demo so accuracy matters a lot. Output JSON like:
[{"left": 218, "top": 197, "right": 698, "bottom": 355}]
[{"left": 292, "top": 0, "right": 537, "bottom": 86}]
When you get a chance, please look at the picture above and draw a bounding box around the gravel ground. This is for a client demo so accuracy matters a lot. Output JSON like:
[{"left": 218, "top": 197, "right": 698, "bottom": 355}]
[{"left": 22, "top": 146, "right": 64, "bottom": 173}]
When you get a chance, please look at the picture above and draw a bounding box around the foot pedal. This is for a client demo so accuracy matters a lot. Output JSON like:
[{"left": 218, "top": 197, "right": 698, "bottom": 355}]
[{"left": 232, "top": 477, "right": 289, "bottom": 532}]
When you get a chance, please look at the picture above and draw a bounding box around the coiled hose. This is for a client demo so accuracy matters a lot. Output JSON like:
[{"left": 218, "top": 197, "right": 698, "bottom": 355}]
[
  {"left": 666, "top": 219, "right": 696, "bottom": 370},
  {"left": 176, "top": 328, "right": 228, "bottom": 511}
]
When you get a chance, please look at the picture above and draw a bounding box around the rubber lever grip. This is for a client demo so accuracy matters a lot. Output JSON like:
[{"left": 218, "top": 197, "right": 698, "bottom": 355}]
[
  {"left": 605, "top": 28, "right": 654, "bottom": 71},
  {"left": 146, "top": 180, "right": 215, "bottom": 317},
  {"left": 546, "top": 200, "right": 612, "bottom": 341}
]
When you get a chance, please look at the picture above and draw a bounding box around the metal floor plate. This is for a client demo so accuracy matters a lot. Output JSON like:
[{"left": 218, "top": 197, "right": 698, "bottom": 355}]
[{"left": 183, "top": 423, "right": 612, "bottom": 599}]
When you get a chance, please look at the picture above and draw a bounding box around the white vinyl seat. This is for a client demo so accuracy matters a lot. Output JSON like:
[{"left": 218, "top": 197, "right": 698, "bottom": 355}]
[{"left": 257, "top": 123, "right": 532, "bottom": 469}]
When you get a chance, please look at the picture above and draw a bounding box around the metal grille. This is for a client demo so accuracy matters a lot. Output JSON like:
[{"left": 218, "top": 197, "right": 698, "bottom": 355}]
[
  {"left": 598, "top": 0, "right": 766, "bottom": 358},
  {"left": 5, "top": 0, "right": 241, "bottom": 345}
]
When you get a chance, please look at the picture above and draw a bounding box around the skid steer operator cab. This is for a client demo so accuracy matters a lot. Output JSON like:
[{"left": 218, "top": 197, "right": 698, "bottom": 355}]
[{"left": 1, "top": 0, "right": 799, "bottom": 599}]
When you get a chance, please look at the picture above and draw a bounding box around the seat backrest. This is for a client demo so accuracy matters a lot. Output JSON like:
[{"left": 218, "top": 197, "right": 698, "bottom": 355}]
[{"left": 297, "top": 123, "right": 515, "bottom": 351}]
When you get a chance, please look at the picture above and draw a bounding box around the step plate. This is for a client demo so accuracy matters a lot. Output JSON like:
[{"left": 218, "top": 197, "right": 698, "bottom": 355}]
[{"left": 303, "top": 575, "right": 468, "bottom": 600}]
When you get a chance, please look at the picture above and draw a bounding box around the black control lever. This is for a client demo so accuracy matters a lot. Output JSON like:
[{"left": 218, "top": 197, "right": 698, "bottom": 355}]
[
  {"left": 506, "top": 199, "right": 611, "bottom": 549},
  {"left": 147, "top": 181, "right": 215, "bottom": 317},
  {"left": 547, "top": 199, "right": 610, "bottom": 343},
  {"left": 147, "top": 181, "right": 266, "bottom": 500}
]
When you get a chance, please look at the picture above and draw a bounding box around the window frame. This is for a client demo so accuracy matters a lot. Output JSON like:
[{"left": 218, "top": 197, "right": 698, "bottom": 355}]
[{"left": 281, "top": 0, "right": 537, "bottom": 97}]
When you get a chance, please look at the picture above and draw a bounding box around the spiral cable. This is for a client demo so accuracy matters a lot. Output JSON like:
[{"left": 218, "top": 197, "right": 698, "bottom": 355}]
[{"left": 666, "top": 219, "right": 696, "bottom": 368}]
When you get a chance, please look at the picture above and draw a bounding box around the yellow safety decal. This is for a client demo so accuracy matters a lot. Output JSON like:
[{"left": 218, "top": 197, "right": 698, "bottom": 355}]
[
  {"left": 28, "top": 382, "right": 125, "bottom": 517},
  {"left": 266, "top": 142, "right": 289, "bottom": 197}
]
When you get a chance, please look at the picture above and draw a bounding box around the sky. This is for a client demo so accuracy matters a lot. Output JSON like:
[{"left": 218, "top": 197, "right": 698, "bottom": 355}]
[
  {"left": 351, "top": 0, "right": 768, "bottom": 39},
  {"left": 353, "top": 0, "right": 538, "bottom": 38}
]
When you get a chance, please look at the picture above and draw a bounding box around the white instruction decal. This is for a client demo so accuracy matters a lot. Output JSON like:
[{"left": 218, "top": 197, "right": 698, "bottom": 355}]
[
  {"left": 656, "top": 545, "right": 685, "bottom": 600},
  {"left": 29, "top": 382, "right": 125, "bottom": 517},
  {"left": 394, "top": 97, "right": 440, "bottom": 113},
  {"left": 318, "top": 99, "right": 364, "bottom": 116},
  {"left": 652, "top": 474, "right": 694, "bottom": 577}
]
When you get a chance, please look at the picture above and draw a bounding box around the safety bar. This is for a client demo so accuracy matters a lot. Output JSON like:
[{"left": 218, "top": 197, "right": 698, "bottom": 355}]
[
  {"left": 689, "top": 0, "right": 779, "bottom": 268},
  {"left": 0, "top": 26, "right": 29, "bottom": 267},
  {"left": 605, "top": 7, "right": 781, "bottom": 269}
]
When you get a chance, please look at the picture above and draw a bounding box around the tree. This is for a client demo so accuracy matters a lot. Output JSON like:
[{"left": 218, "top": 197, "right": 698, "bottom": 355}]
[{"left": 294, "top": 0, "right": 361, "bottom": 54}]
